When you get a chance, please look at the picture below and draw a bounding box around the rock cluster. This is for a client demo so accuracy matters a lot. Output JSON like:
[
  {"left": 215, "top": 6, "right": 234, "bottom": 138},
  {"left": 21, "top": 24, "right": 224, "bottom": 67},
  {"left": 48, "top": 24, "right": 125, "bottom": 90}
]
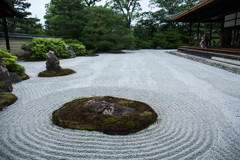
[
  {"left": 66, "top": 45, "right": 76, "bottom": 58},
  {"left": 46, "top": 51, "right": 62, "bottom": 71},
  {"left": 83, "top": 97, "right": 134, "bottom": 116},
  {"left": 0, "top": 57, "right": 13, "bottom": 92},
  {"left": 9, "top": 72, "right": 22, "bottom": 83},
  {"left": 52, "top": 96, "right": 158, "bottom": 135}
]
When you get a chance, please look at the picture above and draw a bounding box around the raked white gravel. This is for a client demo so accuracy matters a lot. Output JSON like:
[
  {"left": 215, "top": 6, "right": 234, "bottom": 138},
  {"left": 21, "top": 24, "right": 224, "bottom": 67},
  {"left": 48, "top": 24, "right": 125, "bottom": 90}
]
[{"left": 0, "top": 49, "right": 240, "bottom": 160}]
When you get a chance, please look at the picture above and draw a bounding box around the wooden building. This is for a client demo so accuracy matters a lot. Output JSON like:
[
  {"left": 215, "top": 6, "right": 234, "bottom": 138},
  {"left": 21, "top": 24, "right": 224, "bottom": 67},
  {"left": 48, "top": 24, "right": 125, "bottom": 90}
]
[{"left": 169, "top": 0, "right": 240, "bottom": 61}]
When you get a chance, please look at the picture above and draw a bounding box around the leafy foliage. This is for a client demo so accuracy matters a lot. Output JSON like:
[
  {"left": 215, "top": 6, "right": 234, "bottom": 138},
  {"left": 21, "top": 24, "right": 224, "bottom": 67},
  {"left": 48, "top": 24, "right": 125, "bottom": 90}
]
[
  {"left": 64, "top": 39, "right": 87, "bottom": 56},
  {"left": 68, "top": 43, "right": 87, "bottom": 56},
  {"left": 134, "top": 12, "right": 159, "bottom": 48},
  {"left": 80, "top": 6, "right": 134, "bottom": 52},
  {"left": 22, "top": 38, "right": 72, "bottom": 59},
  {"left": 107, "top": 0, "right": 142, "bottom": 28},
  {"left": 84, "top": 0, "right": 102, "bottom": 6},
  {"left": 153, "top": 28, "right": 182, "bottom": 49},
  {"left": 44, "top": 0, "right": 85, "bottom": 39},
  {"left": 0, "top": 48, "right": 25, "bottom": 76},
  {"left": 133, "top": 0, "right": 205, "bottom": 49},
  {"left": 64, "top": 39, "right": 83, "bottom": 45},
  {"left": 149, "top": 0, "right": 200, "bottom": 27}
]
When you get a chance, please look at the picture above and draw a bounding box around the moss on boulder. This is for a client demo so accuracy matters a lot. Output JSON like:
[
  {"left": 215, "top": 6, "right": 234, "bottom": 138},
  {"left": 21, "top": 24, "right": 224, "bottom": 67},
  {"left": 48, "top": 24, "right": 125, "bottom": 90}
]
[
  {"left": 52, "top": 96, "right": 158, "bottom": 135},
  {"left": 21, "top": 73, "right": 30, "bottom": 80},
  {"left": 0, "top": 92, "right": 18, "bottom": 111},
  {"left": 38, "top": 68, "right": 76, "bottom": 77}
]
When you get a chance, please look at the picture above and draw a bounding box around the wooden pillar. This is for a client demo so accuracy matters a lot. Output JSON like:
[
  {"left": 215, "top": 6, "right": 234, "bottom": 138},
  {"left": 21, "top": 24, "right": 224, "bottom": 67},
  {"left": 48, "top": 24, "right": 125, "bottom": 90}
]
[
  {"left": 189, "top": 22, "right": 192, "bottom": 46},
  {"left": 3, "top": 18, "right": 10, "bottom": 51},
  {"left": 196, "top": 22, "right": 200, "bottom": 47},
  {"left": 209, "top": 22, "right": 212, "bottom": 47},
  {"left": 219, "top": 21, "right": 224, "bottom": 47},
  {"left": 232, "top": 29, "right": 236, "bottom": 46}
]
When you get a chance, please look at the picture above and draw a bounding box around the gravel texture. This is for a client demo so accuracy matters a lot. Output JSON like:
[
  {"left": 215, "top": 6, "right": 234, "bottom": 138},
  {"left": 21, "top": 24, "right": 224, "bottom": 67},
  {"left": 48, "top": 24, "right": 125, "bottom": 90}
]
[{"left": 0, "top": 49, "right": 240, "bottom": 160}]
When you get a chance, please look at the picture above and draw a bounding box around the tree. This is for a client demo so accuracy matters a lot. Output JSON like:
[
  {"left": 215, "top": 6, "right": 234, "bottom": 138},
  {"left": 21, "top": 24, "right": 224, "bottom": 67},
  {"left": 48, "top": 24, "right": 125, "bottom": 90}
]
[
  {"left": 80, "top": 6, "right": 133, "bottom": 52},
  {"left": 83, "top": 0, "right": 102, "bottom": 6},
  {"left": 146, "top": 0, "right": 202, "bottom": 47},
  {"left": 44, "top": 0, "right": 85, "bottom": 39},
  {"left": 149, "top": 0, "right": 201, "bottom": 27},
  {"left": 134, "top": 12, "right": 159, "bottom": 48},
  {"left": 153, "top": 28, "right": 182, "bottom": 49},
  {"left": 1, "top": 0, "right": 43, "bottom": 34},
  {"left": 107, "top": 0, "right": 142, "bottom": 28}
]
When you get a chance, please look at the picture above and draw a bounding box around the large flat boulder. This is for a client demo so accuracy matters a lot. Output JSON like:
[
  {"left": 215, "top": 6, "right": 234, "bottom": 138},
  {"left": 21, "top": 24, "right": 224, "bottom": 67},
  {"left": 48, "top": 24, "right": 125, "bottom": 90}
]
[{"left": 52, "top": 96, "right": 158, "bottom": 135}]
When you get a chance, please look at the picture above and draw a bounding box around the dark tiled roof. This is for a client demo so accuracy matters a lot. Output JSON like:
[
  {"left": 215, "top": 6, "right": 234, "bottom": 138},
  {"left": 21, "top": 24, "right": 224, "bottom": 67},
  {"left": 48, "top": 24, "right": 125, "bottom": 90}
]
[{"left": 0, "top": 32, "right": 54, "bottom": 39}]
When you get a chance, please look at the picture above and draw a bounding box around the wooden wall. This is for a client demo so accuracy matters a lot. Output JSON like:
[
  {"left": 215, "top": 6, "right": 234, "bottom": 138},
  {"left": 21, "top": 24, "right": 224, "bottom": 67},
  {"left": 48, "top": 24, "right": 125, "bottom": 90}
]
[{"left": 0, "top": 38, "right": 32, "bottom": 57}]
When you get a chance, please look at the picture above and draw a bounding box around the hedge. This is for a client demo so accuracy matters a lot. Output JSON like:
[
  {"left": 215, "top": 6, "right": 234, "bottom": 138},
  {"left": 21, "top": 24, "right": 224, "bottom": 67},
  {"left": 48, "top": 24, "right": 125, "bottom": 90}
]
[{"left": 22, "top": 38, "right": 72, "bottom": 59}]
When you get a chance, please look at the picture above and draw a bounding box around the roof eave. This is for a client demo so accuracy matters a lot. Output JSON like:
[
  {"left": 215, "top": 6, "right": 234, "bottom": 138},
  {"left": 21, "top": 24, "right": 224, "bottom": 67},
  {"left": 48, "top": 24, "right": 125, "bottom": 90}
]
[{"left": 168, "top": 0, "right": 215, "bottom": 22}]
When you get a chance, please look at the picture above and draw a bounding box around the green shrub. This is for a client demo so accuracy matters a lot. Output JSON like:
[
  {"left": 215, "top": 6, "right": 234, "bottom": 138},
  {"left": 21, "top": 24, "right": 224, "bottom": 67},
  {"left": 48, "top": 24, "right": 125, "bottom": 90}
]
[
  {"left": 153, "top": 28, "right": 182, "bottom": 49},
  {"left": 0, "top": 47, "right": 25, "bottom": 76},
  {"left": 134, "top": 38, "right": 154, "bottom": 49},
  {"left": 142, "top": 41, "right": 154, "bottom": 49},
  {"left": 68, "top": 43, "right": 87, "bottom": 56},
  {"left": 80, "top": 6, "right": 134, "bottom": 52},
  {"left": 64, "top": 39, "right": 82, "bottom": 45},
  {"left": 22, "top": 38, "right": 72, "bottom": 59}
]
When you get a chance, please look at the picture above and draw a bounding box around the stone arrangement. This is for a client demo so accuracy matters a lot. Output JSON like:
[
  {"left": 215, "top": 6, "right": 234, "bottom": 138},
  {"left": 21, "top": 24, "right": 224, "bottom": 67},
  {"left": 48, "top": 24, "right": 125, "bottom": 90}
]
[
  {"left": 46, "top": 51, "right": 62, "bottom": 71},
  {"left": 66, "top": 45, "right": 76, "bottom": 58},
  {"left": 83, "top": 97, "right": 135, "bottom": 116},
  {"left": 52, "top": 96, "right": 158, "bottom": 135},
  {"left": 0, "top": 57, "right": 18, "bottom": 110},
  {"left": 9, "top": 72, "right": 22, "bottom": 83},
  {"left": 38, "top": 51, "right": 75, "bottom": 77},
  {"left": 0, "top": 57, "right": 13, "bottom": 92}
]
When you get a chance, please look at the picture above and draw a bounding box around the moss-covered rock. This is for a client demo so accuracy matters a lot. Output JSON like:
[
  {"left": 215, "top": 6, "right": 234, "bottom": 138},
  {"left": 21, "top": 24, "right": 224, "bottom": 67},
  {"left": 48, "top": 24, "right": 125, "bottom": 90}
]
[
  {"left": 84, "top": 54, "right": 99, "bottom": 57},
  {"left": 21, "top": 73, "right": 30, "bottom": 80},
  {"left": 52, "top": 96, "right": 158, "bottom": 135},
  {"left": 0, "top": 47, "right": 25, "bottom": 76},
  {"left": 38, "top": 68, "right": 76, "bottom": 77},
  {"left": 0, "top": 92, "right": 18, "bottom": 111}
]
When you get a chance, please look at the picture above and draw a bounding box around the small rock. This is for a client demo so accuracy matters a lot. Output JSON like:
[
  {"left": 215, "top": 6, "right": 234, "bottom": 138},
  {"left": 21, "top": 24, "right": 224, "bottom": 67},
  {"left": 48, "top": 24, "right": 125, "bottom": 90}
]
[
  {"left": 46, "top": 51, "right": 62, "bottom": 71},
  {"left": 88, "top": 51, "right": 93, "bottom": 55},
  {"left": 9, "top": 72, "right": 22, "bottom": 83},
  {"left": 83, "top": 97, "right": 134, "bottom": 116},
  {"left": 66, "top": 45, "right": 76, "bottom": 58},
  {"left": 129, "top": 46, "right": 136, "bottom": 50},
  {"left": 0, "top": 57, "right": 13, "bottom": 92}
]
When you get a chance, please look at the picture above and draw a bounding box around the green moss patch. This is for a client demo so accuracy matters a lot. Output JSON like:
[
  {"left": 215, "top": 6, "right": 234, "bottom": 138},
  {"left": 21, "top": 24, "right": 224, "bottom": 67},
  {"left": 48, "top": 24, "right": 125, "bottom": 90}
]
[
  {"left": 52, "top": 96, "right": 158, "bottom": 135},
  {"left": 104, "top": 50, "right": 126, "bottom": 54},
  {"left": 84, "top": 54, "right": 99, "bottom": 57},
  {"left": 21, "top": 73, "right": 30, "bottom": 80},
  {"left": 0, "top": 92, "right": 18, "bottom": 111},
  {"left": 38, "top": 68, "right": 76, "bottom": 77}
]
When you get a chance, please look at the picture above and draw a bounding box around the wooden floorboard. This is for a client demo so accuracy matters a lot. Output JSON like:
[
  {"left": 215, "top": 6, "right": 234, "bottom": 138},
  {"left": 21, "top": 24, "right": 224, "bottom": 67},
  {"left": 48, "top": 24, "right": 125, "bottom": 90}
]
[{"left": 178, "top": 46, "right": 240, "bottom": 59}]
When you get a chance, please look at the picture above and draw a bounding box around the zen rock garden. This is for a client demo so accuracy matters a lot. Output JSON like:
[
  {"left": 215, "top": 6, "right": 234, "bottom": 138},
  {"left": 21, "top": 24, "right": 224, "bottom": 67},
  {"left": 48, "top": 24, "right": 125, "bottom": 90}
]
[
  {"left": 38, "top": 51, "right": 76, "bottom": 77},
  {"left": 52, "top": 96, "right": 158, "bottom": 135}
]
